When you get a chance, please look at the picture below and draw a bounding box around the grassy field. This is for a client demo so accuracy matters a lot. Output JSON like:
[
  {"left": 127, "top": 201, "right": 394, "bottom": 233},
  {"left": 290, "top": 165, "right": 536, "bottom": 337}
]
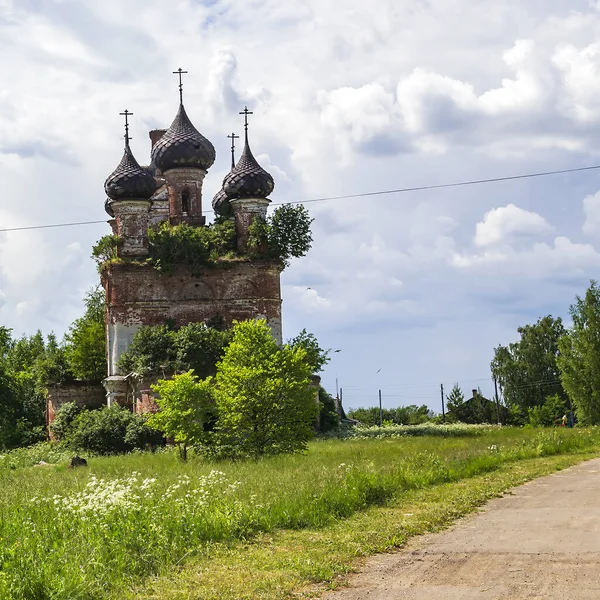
[{"left": 0, "top": 427, "right": 598, "bottom": 600}]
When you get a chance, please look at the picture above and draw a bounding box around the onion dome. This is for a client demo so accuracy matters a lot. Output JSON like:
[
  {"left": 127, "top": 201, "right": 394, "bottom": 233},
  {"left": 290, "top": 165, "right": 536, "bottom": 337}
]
[
  {"left": 151, "top": 104, "right": 215, "bottom": 172},
  {"left": 104, "top": 198, "right": 115, "bottom": 217},
  {"left": 212, "top": 187, "right": 234, "bottom": 217},
  {"left": 104, "top": 142, "right": 157, "bottom": 201},
  {"left": 221, "top": 139, "right": 274, "bottom": 200}
]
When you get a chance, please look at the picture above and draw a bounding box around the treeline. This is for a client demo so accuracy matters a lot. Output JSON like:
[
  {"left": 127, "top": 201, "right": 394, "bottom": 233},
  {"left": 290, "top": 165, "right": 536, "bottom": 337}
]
[
  {"left": 491, "top": 279, "right": 600, "bottom": 426},
  {"left": 0, "top": 288, "right": 106, "bottom": 449},
  {"left": 347, "top": 405, "right": 433, "bottom": 426},
  {"left": 349, "top": 280, "right": 600, "bottom": 428}
]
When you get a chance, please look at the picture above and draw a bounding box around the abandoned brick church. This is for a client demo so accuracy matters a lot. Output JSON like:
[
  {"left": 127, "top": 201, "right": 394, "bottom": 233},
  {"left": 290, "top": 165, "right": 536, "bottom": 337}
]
[{"left": 101, "top": 78, "right": 281, "bottom": 408}]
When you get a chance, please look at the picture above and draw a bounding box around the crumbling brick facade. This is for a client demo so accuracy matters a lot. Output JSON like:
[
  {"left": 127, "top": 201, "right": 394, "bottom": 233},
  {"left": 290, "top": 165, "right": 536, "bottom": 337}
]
[
  {"left": 102, "top": 260, "right": 282, "bottom": 376},
  {"left": 46, "top": 382, "right": 106, "bottom": 437}
]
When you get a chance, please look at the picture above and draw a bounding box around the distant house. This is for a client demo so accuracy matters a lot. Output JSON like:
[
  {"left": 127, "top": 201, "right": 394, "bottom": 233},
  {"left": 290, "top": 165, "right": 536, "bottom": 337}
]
[{"left": 451, "top": 389, "right": 508, "bottom": 425}]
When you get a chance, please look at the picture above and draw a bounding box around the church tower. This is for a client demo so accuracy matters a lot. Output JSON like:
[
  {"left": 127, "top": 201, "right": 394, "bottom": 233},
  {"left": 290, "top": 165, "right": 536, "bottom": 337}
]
[
  {"left": 151, "top": 69, "right": 215, "bottom": 226},
  {"left": 100, "top": 71, "right": 283, "bottom": 406}
]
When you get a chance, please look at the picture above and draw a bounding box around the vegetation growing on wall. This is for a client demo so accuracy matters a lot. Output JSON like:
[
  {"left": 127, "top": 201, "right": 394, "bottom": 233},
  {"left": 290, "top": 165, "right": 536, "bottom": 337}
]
[
  {"left": 248, "top": 204, "right": 313, "bottom": 266},
  {"left": 91, "top": 234, "right": 120, "bottom": 272},
  {"left": 148, "top": 218, "right": 237, "bottom": 273},
  {"left": 92, "top": 205, "right": 313, "bottom": 274}
]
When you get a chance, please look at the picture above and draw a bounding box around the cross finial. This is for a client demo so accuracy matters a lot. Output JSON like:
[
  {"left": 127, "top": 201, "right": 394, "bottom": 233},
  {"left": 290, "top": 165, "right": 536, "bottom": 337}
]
[
  {"left": 172, "top": 68, "right": 188, "bottom": 104},
  {"left": 119, "top": 109, "right": 133, "bottom": 147},
  {"left": 239, "top": 106, "right": 253, "bottom": 142},
  {"left": 227, "top": 132, "right": 240, "bottom": 169}
]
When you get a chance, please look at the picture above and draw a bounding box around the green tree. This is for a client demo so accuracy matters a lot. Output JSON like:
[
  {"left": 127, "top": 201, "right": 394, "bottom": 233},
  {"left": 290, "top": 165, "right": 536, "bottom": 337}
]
[
  {"left": 395, "top": 404, "right": 433, "bottom": 424},
  {"left": 91, "top": 234, "right": 120, "bottom": 271},
  {"left": 117, "top": 324, "right": 176, "bottom": 376},
  {"left": 64, "top": 287, "right": 107, "bottom": 382},
  {"left": 491, "top": 315, "right": 566, "bottom": 413},
  {"left": 212, "top": 319, "right": 318, "bottom": 458},
  {"left": 173, "top": 323, "right": 232, "bottom": 379},
  {"left": 288, "top": 329, "right": 330, "bottom": 373},
  {"left": 0, "top": 361, "right": 19, "bottom": 450},
  {"left": 248, "top": 204, "right": 313, "bottom": 266},
  {"left": 148, "top": 370, "right": 214, "bottom": 460},
  {"left": 318, "top": 387, "right": 339, "bottom": 432},
  {"left": 557, "top": 280, "right": 600, "bottom": 424},
  {"left": 118, "top": 322, "right": 231, "bottom": 378},
  {"left": 2, "top": 331, "right": 70, "bottom": 448},
  {"left": 445, "top": 383, "right": 465, "bottom": 421}
]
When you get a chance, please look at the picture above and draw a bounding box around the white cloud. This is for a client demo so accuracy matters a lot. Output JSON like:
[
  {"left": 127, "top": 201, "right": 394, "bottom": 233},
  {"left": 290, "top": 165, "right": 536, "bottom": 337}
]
[
  {"left": 474, "top": 204, "right": 553, "bottom": 247},
  {"left": 583, "top": 190, "right": 600, "bottom": 235},
  {"left": 4, "top": 0, "right": 600, "bottom": 405}
]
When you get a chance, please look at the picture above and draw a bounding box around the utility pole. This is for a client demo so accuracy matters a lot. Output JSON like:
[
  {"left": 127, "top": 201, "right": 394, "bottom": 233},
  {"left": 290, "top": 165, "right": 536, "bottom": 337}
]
[
  {"left": 440, "top": 383, "right": 445, "bottom": 423},
  {"left": 494, "top": 377, "right": 501, "bottom": 425},
  {"left": 379, "top": 389, "right": 383, "bottom": 427}
]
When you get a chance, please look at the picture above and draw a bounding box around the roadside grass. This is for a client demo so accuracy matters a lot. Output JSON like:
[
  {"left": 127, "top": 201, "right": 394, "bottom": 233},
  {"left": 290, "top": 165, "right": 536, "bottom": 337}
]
[
  {"left": 0, "top": 427, "right": 598, "bottom": 599},
  {"left": 132, "top": 452, "right": 593, "bottom": 600}
]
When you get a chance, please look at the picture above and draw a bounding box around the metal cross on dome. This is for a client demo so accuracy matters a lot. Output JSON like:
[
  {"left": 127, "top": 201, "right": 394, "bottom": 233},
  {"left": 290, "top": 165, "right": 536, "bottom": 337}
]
[
  {"left": 227, "top": 132, "right": 240, "bottom": 169},
  {"left": 119, "top": 109, "right": 133, "bottom": 145},
  {"left": 239, "top": 106, "right": 253, "bottom": 140},
  {"left": 173, "top": 68, "right": 189, "bottom": 104}
]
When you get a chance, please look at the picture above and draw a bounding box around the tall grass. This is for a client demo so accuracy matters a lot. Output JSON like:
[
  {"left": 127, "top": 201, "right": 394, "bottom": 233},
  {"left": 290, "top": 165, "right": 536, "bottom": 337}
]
[{"left": 0, "top": 428, "right": 598, "bottom": 599}]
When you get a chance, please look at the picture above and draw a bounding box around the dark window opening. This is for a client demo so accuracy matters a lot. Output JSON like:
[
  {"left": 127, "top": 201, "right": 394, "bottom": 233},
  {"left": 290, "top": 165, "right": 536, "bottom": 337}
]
[{"left": 181, "top": 190, "right": 190, "bottom": 214}]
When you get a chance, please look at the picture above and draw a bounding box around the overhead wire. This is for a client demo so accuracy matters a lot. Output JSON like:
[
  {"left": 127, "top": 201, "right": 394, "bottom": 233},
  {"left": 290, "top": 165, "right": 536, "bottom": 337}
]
[{"left": 1, "top": 163, "right": 600, "bottom": 233}]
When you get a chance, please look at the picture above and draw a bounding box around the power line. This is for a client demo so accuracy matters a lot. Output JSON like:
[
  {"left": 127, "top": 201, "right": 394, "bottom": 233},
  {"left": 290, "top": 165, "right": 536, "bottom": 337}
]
[
  {"left": 1, "top": 163, "right": 599, "bottom": 234},
  {"left": 284, "top": 163, "right": 600, "bottom": 205},
  {"left": 342, "top": 376, "right": 492, "bottom": 391}
]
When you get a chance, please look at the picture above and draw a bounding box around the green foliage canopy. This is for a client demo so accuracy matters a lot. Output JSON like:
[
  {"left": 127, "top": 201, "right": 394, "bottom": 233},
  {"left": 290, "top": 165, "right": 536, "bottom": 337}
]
[
  {"left": 117, "top": 322, "right": 232, "bottom": 379},
  {"left": 248, "top": 204, "right": 313, "bottom": 266},
  {"left": 557, "top": 280, "right": 600, "bottom": 424},
  {"left": 491, "top": 315, "right": 566, "bottom": 414},
  {"left": 212, "top": 319, "right": 318, "bottom": 458},
  {"left": 148, "top": 370, "right": 214, "bottom": 460},
  {"left": 288, "top": 329, "right": 330, "bottom": 373},
  {"left": 63, "top": 287, "right": 107, "bottom": 382}
]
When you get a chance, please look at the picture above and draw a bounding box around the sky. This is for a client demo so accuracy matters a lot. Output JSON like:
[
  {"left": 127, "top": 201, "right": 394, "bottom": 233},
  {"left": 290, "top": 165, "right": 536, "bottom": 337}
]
[{"left": 2, "top": 0, "right": 600, "bottom": 412}]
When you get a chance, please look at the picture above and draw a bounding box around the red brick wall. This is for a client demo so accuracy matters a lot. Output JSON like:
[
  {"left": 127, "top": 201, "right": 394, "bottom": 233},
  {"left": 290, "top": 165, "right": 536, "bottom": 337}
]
[
  {"left": 46, "top": 382, "right": 106, "bottom": 438},
  {"left": 104, "top": 260, "right": 282, "bottom": 330}
]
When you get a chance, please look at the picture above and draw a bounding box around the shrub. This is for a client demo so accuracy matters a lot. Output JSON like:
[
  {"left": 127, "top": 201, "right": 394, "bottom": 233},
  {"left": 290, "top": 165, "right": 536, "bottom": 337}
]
[
  {"left": 148, "top": 219, "right": 237, "bottom": 273},
  {"left": 50, "top": 402, "right": 83, "bottom": 441},
  {"left": 67, "top": 406, "right": 162, "bottom": 455},
  {"left": 91, "top": 234, "right": 120, "bottom": 271},
  {"left": 528, "top": 394, "right": 570, "bottom": 427}
]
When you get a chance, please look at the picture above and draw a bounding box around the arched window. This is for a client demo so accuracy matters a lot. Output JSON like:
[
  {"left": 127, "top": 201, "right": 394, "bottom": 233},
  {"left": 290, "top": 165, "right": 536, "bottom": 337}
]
[{"left": 181, "top": 189, "right": 190, "bottom": 214}]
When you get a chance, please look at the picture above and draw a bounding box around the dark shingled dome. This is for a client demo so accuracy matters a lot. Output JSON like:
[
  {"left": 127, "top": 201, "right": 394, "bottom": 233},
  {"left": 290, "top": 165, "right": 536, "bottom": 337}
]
[
  {"left": 104, "top": 198, "right": 115, "bottom": 217},
  {"left": 151, "top": 104, "right": 215, "bottom": 172},
  {"left": 221, "top": 140, "right": 274, "bottom": 200},
  {"left": 104, "top": 143, "right": 157, "bottom": 201},
  {"left": 212, "top": 187, "right": 229, "bottom": 216}
]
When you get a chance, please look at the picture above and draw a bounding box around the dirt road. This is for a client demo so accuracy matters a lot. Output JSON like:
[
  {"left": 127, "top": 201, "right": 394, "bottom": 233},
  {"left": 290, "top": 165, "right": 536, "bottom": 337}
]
[{"left": 323, "top": 457, "right": 600, "bottom": 599}]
